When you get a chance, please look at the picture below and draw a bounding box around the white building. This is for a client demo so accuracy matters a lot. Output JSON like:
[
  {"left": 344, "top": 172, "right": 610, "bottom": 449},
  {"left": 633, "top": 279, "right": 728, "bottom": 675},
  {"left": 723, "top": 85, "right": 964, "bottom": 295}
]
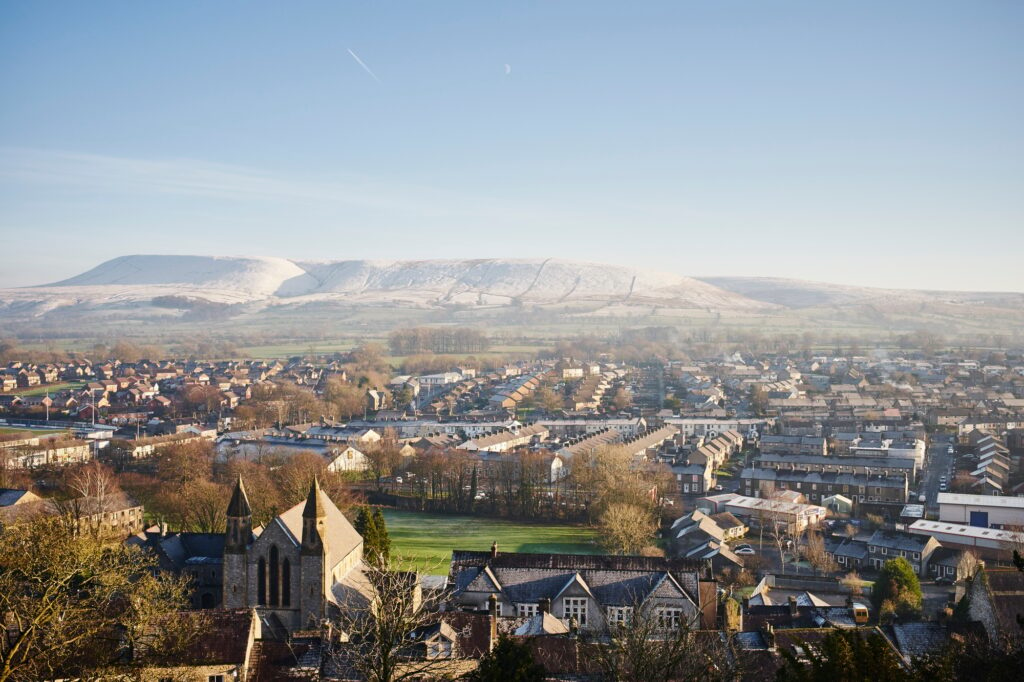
[
  {"left": 326, "top": 446, "right": 369, "bottom": 473},
  {"left": 937, "top": 493, "right": 1024, "bottom": 529}
]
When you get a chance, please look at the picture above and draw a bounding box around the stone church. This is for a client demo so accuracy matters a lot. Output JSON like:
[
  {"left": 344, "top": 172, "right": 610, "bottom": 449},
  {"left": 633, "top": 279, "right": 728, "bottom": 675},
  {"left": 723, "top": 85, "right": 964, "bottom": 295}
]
[{"left": 221, "top": 476, "right": 364, "bottom": 631}]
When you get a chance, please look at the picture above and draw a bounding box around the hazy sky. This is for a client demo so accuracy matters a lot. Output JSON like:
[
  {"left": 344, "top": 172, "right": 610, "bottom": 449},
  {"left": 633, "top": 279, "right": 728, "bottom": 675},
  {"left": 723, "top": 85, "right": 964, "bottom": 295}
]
[{"left": 1, "top": 1, "right": 1022, "bottom": 291}]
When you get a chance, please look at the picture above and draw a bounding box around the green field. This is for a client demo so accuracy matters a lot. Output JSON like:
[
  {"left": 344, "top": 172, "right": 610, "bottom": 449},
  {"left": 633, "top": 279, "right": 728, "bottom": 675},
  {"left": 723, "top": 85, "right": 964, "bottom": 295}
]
[
  {"left": 0, "top": 425, "right": 69, "bottom": 435},
  {"left": 382, "top": 509, "right": 601, "bottom": 575},
  {"left": 15, "top": 381, "right": 86, "bottom": 396}
]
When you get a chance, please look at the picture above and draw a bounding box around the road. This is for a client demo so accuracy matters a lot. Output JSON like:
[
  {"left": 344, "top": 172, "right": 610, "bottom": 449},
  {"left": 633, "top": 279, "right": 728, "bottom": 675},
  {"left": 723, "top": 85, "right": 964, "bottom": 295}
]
[{"left": 921, "top": 436, "right": 955, "bottom": 512}]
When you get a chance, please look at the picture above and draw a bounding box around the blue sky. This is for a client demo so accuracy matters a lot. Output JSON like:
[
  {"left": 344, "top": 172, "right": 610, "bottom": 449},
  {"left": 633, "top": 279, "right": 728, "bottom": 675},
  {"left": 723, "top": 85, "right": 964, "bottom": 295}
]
[{"left": 1, "top": 1, "right": 1021, "bottom": 290}]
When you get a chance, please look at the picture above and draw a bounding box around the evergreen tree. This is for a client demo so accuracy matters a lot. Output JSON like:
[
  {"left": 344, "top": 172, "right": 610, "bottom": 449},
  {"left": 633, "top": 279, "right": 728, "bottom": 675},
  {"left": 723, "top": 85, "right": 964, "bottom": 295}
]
[
  {"left": 872, "top": 557, "right": 923, "bottom": 620},
  {"left": 776, "top": 629, "right": 910, "bottom": 682},
  {"left": 372, "top": 506, "right": 391, "bottom": 563},
  {"left": 469, "top": 636, "right": 546, "bottom": 682},
  {"left": 354, "top": 506, "right": 372, "bottom": 538}
]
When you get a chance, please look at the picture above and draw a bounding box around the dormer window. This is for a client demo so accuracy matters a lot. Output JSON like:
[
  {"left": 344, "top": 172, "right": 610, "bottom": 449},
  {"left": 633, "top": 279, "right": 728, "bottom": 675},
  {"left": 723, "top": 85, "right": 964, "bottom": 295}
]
[{"left": 563, "top": 597, "right": 588, "bottom": 626}]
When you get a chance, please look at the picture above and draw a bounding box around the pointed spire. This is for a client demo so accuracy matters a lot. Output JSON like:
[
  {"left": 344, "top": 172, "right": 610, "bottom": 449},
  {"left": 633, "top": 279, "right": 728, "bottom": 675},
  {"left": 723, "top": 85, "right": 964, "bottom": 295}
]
[
  {"left": 303, "top": 476, "right": 326, "bottom": 519},
  {"left": 227, "top": 476, "right": 251, "bottom": 517}
]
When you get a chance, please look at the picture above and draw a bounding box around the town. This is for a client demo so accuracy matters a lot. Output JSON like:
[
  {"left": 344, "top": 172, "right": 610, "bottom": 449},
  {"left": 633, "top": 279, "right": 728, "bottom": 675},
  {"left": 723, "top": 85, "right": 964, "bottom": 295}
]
[{"left": 2, "top": 334, "right": 1023, "bottom": 680}]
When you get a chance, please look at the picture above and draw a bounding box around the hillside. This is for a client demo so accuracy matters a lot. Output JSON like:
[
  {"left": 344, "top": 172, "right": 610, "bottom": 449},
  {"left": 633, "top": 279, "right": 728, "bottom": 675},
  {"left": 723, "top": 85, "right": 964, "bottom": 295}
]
[
  {"left": 1, "top": 256, "right": 1020, "bottom": 338},
  {"left": 3, "top": 255, "right": 774, "bottom": 314}
]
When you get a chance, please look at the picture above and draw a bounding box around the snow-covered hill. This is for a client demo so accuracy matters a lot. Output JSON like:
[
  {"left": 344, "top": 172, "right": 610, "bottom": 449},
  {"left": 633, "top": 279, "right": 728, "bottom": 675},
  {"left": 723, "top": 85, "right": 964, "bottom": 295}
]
[
  {"left": 697, "top": 276, "right": 1024, "bottom": 309},
  {"left": 3, "top": 257, "right": 1020, "bottom": 333},
  {"left": 2, "top": 255, "right": 775, "bottom": 314}
]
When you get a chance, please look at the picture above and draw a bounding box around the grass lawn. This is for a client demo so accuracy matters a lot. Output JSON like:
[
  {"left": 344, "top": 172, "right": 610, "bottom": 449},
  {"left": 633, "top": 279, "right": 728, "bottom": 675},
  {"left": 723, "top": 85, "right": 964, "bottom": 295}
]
[
  {"left": 15, "top": 381, "right": 86, "bottom": 397},
  {"left": 0, "top": 425, "right": 69, "bottom": 435},
  {"left": 381, "top": 509, "right": 601, "bottom": 575}
]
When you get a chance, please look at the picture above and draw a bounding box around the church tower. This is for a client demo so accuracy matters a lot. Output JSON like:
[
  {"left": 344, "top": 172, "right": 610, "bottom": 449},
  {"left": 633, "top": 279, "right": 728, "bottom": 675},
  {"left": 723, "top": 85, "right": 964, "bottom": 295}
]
[
  {"left": 222, "top": 476, "right": 252, "bottom": 609},
  {"left": 300, "top": 477, "right": 330, "bottom": 627}
]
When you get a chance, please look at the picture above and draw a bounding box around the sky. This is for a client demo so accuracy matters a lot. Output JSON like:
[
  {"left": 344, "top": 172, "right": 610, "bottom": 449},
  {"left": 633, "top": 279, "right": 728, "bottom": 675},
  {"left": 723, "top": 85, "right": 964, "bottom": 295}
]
[{"left": 1, "top": 1, "right": 1022, "bottom": 291}]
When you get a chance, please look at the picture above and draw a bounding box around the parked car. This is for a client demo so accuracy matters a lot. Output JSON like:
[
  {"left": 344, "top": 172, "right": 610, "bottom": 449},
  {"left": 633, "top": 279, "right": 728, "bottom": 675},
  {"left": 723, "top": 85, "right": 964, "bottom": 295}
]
[
  {"left": 734, "top": 547, "right": 756, "bottom": 555},
  {"left": 935, "top": 575, "right": 955, "bottom": 585}
]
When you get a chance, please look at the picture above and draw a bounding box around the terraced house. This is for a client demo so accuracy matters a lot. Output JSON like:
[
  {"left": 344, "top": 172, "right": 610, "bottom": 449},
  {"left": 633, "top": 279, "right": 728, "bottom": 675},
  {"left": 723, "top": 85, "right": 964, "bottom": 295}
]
[{"left": 447, "top": 549, "right": 718, "bottom": 632}]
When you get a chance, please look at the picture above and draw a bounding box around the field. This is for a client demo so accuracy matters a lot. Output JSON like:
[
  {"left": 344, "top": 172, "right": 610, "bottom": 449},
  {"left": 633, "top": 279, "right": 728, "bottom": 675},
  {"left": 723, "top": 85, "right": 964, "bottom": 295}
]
[
  {"left": 0, "top": 425, "right": 69, "bottom": 435},
  {"left": 15, "top": 381, "right": 86, "bottom": 396},
  {"left": 382, "top": 509, "right": 602, "bottom": 574}
]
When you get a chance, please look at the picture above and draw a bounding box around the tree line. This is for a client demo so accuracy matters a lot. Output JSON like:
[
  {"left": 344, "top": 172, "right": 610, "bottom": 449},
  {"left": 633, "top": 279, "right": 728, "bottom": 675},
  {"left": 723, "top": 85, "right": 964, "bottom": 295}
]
[{"left": 388, "top": 327, "right": 490, "bottom": 355}]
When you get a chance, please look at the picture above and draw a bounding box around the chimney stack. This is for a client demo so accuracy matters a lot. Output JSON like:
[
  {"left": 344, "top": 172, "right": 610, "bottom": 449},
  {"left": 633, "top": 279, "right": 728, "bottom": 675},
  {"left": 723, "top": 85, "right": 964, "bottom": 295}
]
[
  {"left": 788, "top": 595, "right": 798, "bottom": 617},
  {"left": 488, "top": 593, "right": 498, "bottom": 652},
  {"left": 539, "top": 598, "right": 551, "bottom": 614},
  {"left": 490, "top": 541, "right": 498, "bottom": 559}
]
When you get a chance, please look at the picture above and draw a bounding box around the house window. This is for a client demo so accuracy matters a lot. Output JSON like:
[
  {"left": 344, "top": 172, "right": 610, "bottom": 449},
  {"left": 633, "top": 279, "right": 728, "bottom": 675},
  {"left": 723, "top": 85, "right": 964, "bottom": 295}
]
[
  {"left": 563, "top": 598, "right": 588, "bottom": 626},
  {"left": 517, "top": 603, "right": 538, "bottom": 618},
  {"left": 606, "top": 606, "right": 633, "bottom": 626},
  {"left": 657, "top": 607, "right": 684, "bottom": 630},
  {"left": 208, "top": 676, "right": 225, "bottom": 682}
]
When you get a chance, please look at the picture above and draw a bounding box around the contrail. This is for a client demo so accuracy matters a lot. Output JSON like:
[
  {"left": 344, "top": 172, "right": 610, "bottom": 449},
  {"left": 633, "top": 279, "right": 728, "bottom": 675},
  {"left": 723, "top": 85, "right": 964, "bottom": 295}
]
[{"left": 347, "top": 48, "right": 381, "bottom": 83}]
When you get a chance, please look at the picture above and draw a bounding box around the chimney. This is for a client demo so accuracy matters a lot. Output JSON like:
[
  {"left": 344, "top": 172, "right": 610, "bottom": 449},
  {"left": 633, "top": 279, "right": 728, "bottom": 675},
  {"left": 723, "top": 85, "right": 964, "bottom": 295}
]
[
  {"left": 788, "top": 595, "right": 798, "bottom": 617},
  {"left": 539, "top": 598, "right": 551, "bottom": 614},
  {"left": 762, "top": 623, "right": 776, "bottom": 650},
  {"left": 488, "top": 593, "right": 498, "bottom": 652},
  {"left": 490, "top": 541, "right": 498, "bottom": 559},
  {"left": 159, "top": 520, "right": 168, "bottom": 537}
]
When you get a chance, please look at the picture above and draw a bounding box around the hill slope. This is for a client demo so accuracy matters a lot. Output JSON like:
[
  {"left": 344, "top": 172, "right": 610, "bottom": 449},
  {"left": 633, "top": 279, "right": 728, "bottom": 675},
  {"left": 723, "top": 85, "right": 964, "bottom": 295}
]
[
  {"left": 4, "top": 255, "right": 773, "bottom": 313},
  {"left": 2, "top": 256, "right": 1020, "bottom": 337}
]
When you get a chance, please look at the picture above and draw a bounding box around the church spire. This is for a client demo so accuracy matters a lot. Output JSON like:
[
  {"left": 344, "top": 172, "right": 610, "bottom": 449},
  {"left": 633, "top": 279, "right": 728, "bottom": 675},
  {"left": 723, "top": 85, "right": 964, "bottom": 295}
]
[
  {"left": 225, "top": 476, "right": 252, "bottom": 554},
  {"left": 227, "top": 476, "right": 252, "bottom": 518},
  {"left": 302, "top": 476, "right": 327, "bottom": 519},
  {"left": 301, "top": 477, "right": 328, "bottom": 555}
]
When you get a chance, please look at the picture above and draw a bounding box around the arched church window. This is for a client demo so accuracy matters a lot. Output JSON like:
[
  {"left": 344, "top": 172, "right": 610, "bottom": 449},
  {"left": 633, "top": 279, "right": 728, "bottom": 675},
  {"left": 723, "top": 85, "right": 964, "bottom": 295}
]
[
  {"left": 282, "top": 558, "right": 291, "bottom": 606},
  {"left": 269, "top": 546, "right": 280, "bottom": 606},
  {"left": 257, "top": 558, "right": 266, "bottom": 605}
]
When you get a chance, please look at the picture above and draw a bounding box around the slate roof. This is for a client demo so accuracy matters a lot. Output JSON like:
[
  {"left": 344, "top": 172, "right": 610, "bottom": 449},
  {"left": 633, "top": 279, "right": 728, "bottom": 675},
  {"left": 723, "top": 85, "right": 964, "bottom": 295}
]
[
  {"left": 982, "top": 568, "right": 1024, "bottom": 638},
  {"left": 888, "top": 622, "right": 951, "bottom": 660},
  {"left": 867, "top": 530, "right": 931, "bottom": 553},
  {"left": 450, "top": 551, "right": 706, "bottom": 607},
  {"left": 277, "top": 481, "right": 362, "bottom": 572}
]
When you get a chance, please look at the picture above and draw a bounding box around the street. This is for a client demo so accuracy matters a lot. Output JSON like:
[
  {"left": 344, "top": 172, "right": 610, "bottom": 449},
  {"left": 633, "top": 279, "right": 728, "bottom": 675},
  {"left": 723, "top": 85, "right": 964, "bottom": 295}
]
[{"left": 921, "top": 436, "right": 955, "bottom": 512}]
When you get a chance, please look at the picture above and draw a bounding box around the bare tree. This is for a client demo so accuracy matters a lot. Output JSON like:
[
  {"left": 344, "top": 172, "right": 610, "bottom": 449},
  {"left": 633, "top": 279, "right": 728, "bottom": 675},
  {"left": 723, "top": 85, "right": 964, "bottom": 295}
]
[
  {"left": 802, "top": 530, "right": 838, "bottom": 576},
  {"left": 598, "top": 503, "right": 656, "bottom": 555},
  {"left": 327, "top": 555, "right": 465, "bottom": 682},
  {"left": 586, "top": 600, "right": 740, "bottom": 682},
  {"left": 763, "top": 493, "right": 791, "bottom": 575},
  {"left": 841, "top": 570, "right": 865, "bottom": 597},
  {"left": 956, "top": 549, "right": 982, "bottom": 581},
  {"left": 51, "top": 461, "right": 121, "bottom": 538}
]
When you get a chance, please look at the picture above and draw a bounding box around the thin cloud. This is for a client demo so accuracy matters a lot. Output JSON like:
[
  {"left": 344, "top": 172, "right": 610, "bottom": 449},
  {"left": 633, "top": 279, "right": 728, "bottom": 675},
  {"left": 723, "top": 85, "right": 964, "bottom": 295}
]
[
  {"left": 0, "top": 147, "right": 591, "bottom": 226},
  {"left": 347, "top": 48, "right": 381, "bottom": 83}
]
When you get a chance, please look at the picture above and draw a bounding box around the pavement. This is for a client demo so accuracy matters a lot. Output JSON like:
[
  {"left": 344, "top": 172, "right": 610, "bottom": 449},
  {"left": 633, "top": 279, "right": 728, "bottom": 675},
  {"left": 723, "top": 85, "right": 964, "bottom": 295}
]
[{"left": 921, "top": 436, "right": 956, "bottom": 512}]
